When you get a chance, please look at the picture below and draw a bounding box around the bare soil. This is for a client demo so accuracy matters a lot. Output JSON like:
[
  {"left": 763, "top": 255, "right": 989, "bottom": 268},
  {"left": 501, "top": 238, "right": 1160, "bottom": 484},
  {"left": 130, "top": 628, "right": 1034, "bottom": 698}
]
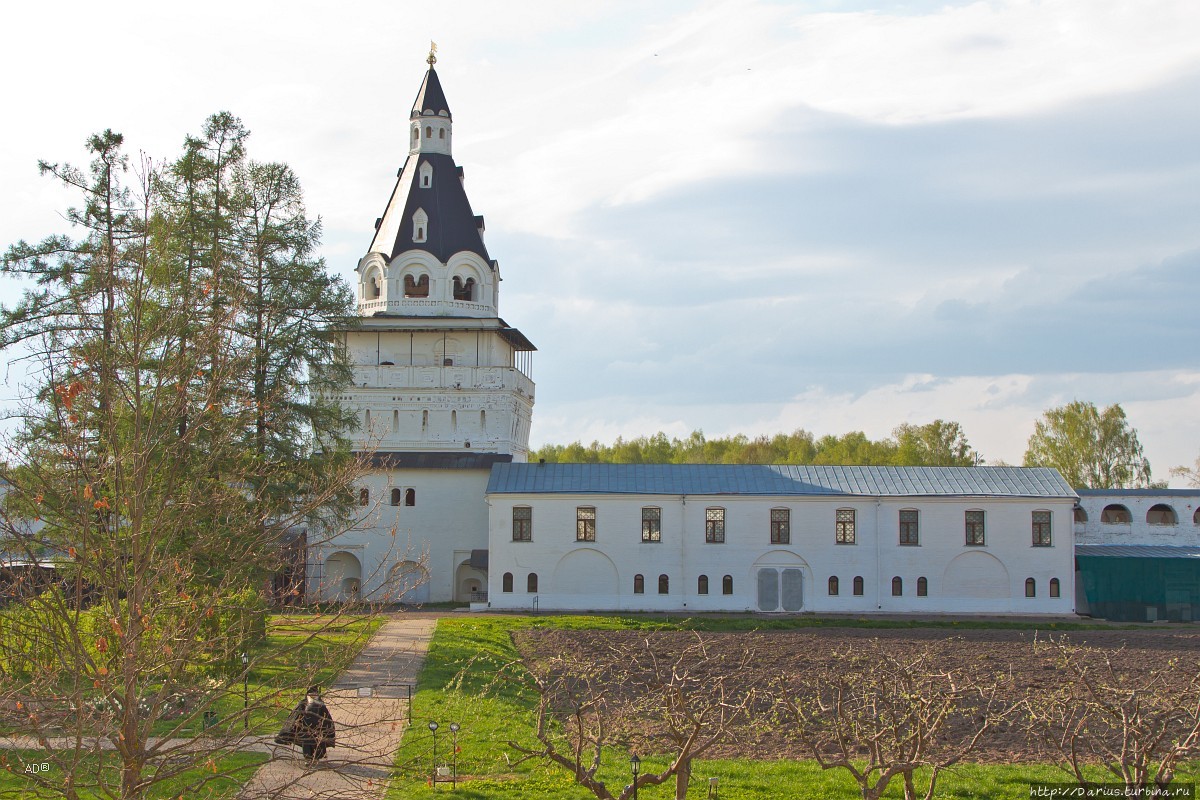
[{"left": 512, "top": 625, "right": 1200, "bottom": 763}]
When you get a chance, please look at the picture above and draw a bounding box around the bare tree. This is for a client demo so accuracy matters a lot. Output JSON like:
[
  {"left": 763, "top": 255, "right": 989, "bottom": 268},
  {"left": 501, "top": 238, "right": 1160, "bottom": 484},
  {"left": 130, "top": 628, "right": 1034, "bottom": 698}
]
[
  {"left": 1026, "top": 635, "right": 1200, "bottom": 791},
  {"left": 1170, "top": 452, "right": 1200, "bottom": 487},
  {"left": 498, "top": 633, "right": 756, "bottom": 800},
  {"left": 775, "top": 638, "right": 1010, "bottom": 800}
]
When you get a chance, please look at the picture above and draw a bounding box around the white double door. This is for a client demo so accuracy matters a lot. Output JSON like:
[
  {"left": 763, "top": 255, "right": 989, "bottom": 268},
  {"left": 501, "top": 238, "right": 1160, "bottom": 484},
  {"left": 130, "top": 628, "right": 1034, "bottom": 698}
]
[{"left": 757, "top": 567, "right": 803, "bottom": 612}]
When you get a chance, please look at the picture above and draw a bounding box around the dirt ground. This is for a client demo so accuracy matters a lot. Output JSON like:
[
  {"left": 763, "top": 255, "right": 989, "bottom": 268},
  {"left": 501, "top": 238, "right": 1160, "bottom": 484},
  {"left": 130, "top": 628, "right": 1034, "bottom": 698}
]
[{"left": 513, "top": 625, "right": 1200, "bottom": 763}]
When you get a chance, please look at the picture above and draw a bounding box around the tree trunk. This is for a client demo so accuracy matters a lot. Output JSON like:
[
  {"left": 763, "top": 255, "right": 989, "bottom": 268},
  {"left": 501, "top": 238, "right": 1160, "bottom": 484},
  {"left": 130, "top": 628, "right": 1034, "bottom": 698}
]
[{"left": 675, "top": 758, "right": 690, "bottom": 800}]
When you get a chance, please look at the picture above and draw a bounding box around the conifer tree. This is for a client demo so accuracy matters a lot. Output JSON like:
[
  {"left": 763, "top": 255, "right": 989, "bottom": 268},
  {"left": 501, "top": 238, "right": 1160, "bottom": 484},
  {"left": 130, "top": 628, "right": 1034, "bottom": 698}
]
[{"left": 0, "top": 120, "right": 366, "bottom": 799}]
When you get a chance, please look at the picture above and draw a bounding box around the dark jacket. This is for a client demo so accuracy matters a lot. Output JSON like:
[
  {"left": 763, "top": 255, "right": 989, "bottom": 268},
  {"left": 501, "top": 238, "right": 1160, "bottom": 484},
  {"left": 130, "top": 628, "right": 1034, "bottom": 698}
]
[{"left": 276, "top": 696, "right": 336, "bottom": 748}]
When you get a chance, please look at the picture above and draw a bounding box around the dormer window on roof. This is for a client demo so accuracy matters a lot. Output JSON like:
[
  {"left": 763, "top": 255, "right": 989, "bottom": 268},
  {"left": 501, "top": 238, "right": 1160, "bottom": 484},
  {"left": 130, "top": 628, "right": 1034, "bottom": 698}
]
[
  {"left": 419, "top": 162, "right": 433, "bottom": 188},
  {"left": 412, "top": 208, "right": 428, "bottom": 243}
]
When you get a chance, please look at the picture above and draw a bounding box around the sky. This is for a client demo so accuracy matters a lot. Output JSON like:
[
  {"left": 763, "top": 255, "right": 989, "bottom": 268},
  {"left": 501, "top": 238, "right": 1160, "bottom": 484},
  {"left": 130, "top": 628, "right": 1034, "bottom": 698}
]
[{"left": 1, "top": 0, "right": 1198, "bottom": 483}]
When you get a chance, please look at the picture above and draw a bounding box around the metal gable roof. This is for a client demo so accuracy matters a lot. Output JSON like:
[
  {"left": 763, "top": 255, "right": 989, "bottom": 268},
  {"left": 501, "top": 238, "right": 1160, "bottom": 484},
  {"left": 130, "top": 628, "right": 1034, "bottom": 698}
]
[{"left": 486, "top": 464, "right": 1076, "bottom": 498}]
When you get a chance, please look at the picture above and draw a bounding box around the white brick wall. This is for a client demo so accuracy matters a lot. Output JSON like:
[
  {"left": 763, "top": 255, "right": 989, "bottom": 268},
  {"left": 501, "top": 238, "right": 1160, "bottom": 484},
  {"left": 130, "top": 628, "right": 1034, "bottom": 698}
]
[{"left": 487, "top": 493, "right": 1077, "bottom": 615}]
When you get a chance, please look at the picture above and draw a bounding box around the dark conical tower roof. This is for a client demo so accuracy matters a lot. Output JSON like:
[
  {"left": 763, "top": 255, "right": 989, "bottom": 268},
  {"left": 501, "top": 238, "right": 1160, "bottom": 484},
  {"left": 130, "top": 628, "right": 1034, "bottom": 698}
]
[
  {"left": 411, "top": 68, "right": 451, "bottom": 120},
  {"left": 367, "top": 55, "right": 488, "bottom": 265}
]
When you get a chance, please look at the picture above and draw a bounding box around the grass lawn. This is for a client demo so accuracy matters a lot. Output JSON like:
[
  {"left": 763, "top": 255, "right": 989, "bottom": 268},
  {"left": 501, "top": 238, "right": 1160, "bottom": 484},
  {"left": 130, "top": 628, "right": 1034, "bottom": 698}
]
[
  {"left": 152, "top": 611, "right": 383, "bottom": 736},
  {"left": 0, "top": 611, "right": 381, "bottom": 797},
  {"left": 0, "top": 750, "right": 266, "bottom": 799},
  {"left": 386, "top": 615, "right": 1196, "bottom": 800}
]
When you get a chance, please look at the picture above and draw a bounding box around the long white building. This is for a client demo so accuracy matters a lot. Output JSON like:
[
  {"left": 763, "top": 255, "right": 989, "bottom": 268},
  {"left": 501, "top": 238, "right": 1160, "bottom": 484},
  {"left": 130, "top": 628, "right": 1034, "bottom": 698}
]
[{"left": 484, "top": 464, "right": 1078, "bottom": 614}]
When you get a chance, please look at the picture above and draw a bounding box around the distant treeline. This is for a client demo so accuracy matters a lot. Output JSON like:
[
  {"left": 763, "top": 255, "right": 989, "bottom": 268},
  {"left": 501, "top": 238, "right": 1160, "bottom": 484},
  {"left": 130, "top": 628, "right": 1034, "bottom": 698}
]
[{"left": 531, "top": 420, "right": 981, "bottom": 467}]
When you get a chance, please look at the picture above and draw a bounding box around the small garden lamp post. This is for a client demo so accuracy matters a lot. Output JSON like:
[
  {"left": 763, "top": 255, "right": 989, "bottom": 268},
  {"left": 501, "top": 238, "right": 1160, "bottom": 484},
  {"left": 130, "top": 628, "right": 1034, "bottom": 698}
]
[
  {"left": 241, "top": 652, "right": 249, "bottom": 730},
  {"left": 629, "top": 754, "right": 641, "bottom": 800},
  {"left": 428, "top": 721, "right": 439, "bottom": 787},
  {"left": 449, "top": 722, "right": 460, "bottom": 787}
]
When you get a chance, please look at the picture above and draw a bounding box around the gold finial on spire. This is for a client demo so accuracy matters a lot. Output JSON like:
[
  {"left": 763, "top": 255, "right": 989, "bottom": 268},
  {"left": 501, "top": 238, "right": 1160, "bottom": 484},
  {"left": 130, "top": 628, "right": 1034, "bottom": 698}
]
[{"left": 427, "top": 41, "right": 438, "bottom": 67}]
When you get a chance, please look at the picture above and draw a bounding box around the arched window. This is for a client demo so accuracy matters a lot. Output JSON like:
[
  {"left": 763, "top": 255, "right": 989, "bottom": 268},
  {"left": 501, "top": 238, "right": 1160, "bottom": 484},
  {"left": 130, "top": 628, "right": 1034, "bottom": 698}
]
[
  {"left": 438, "top": 128, "right": 445, "bottom": 139},
  {"left": 1195, "top": 508, "right": 1200, "bottom": 525},
  {"left": 917, "top": 577, "right": 928, "bottom": 597},
  {"left": 425, "top": 125, "right": 432, "bottom": 138},
  {"left": 358, "top": 488, "right": 369, "bottom": 506},
  {"left": 891, "top": 576, "right": 903, "bottom": 596},
  {"left": 403, "top": 275, "right": 430, "bottom": 298},
  {"left": 1049, "top": 577, "right": 1061, "bottom": 598},
  {"left": 1074, "top": 506, "right": 1088, "bottom": 524},
  {"left": 390, "top": 488, "right": 401, "bottom": 506},
  {"left": 527, "top": 573, "right": 538, "bottom": 593},
  {"left": 1025, "top": 577, "right": 1036, "bottom": 598},
  {"left": 502, "top": 573, "right": 513, "bottom": 593},
  {"left": 367, "top": 274, "right": 381, "bottom": 299},
  {"left": 697, "top": 575, "right": 709, "bottom": 595},
  {"left": 405, "top": 488, "right": 416, "bottom": 507},
  {"left": 828, "top": 576, "right": 839, "bottom": 596},
  {"left": 412, "top": 128, "right": 419, "bottom": 144},
  {"left": 452, "top": 276, "right": 476, "bottom": 301},
  {"left": 658, "top": 574, "right": 669, "bottom": 594},
  {"left": 1147, "top": 504, "right": 1178, "bottom": 525},
  {"left": 1101, "top": 504, "right": 1131, "bottom": 524},
  {"left": 633, "top": 574, "right": 644, "bottom": 594},
  {"left": 853, "top": 576, "right": 864, "bottom": 596},
  {"left": 722, "top": 575, "right": 733, "bottom": 595}
]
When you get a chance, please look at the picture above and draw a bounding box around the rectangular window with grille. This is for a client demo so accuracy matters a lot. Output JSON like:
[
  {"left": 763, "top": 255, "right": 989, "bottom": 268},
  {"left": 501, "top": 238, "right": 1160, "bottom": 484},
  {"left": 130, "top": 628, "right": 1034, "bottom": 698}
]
[
  {"left": 512, "top": 506, "right": 532, "bottom": 542},
  {"left": 836, "top": 508, "right": 855, "bottom": 544},
  {"left": 899, "top": 509, "right": 919, "bottom": 546},
  {"left": 705, "top": 507, "right": 725, "bottom": 543},
  {"left": 642, "top": 507, "right": 661, "bottom": 542},
  {"left": 576, "top": 506, "right": 596, "bottom": 542},
  {"left": 965, "top": 510, "right": 986, "bottom": 546},
  {"left": 770, "top": 508, "right": 790, "bottom": 544},
  {"left": 1032, "top": 510, "right": 1052, "bottom": 546}
]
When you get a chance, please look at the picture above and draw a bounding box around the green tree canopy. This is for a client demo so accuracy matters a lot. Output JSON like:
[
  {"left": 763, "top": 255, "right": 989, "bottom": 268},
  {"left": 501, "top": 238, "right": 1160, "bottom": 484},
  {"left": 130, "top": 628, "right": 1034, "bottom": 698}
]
[
  {"left": 1022, "top": 400, "right": 1152, "bottom": 488},
  {"left": 531, "top": 420, "right": 979, "bottom": 467}
]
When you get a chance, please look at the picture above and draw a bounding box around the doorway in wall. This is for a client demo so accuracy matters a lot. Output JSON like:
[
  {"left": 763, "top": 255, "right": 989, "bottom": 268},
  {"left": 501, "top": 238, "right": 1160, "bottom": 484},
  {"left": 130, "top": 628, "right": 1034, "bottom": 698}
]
[{"left": 756, "top": 567, "right": 804, "bottom": 612}]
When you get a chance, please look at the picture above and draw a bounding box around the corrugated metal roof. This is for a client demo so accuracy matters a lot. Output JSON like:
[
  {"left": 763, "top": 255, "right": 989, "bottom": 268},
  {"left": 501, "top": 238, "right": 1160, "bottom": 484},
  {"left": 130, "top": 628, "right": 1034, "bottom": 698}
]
[
  {"left": 486, "top": 464, "right": 1076, "bottom": 498},
  {"left": 1075, "top": 545, "right": 1200, "bottom": 559}
]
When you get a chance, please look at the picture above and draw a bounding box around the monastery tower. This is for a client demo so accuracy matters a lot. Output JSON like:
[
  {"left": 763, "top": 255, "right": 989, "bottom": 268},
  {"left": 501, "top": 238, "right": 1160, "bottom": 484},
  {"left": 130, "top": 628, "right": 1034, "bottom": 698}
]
[{"left": 320, "top": 50, "right": 536, "bottom": 604}]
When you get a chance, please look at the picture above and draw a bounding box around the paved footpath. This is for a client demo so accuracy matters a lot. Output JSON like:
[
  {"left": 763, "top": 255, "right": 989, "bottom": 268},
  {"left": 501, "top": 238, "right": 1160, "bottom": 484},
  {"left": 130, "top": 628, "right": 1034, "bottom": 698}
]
[{"left": 238, "top": 613, "right": 437, "bottom": 800}]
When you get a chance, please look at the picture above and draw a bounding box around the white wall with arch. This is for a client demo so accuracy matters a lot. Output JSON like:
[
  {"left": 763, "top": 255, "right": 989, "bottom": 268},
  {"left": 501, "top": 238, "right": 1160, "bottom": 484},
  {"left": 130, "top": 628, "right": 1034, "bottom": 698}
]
[{"left": 486, "top": 491, "right": 1077, "bottom": 615}]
